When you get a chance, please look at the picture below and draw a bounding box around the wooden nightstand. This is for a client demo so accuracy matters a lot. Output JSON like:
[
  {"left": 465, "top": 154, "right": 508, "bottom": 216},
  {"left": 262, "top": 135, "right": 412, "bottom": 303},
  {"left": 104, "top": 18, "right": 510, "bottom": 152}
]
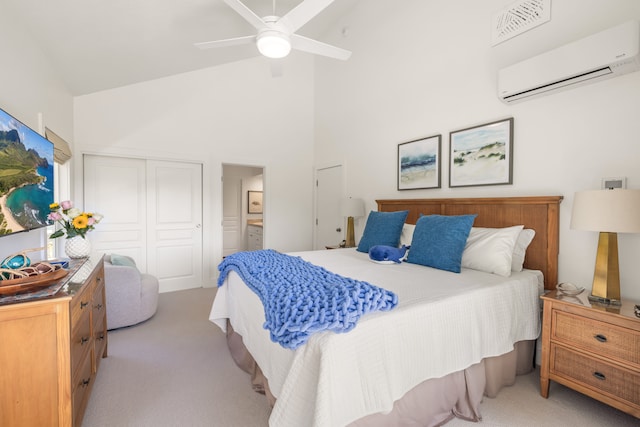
[{"left": 540, "top": 289, "right": 640, "bottom": 418}]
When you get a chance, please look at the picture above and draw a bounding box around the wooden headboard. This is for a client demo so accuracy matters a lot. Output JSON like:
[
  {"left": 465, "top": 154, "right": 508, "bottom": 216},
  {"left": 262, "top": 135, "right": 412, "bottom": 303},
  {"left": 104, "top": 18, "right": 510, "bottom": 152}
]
[{"left": 376, "top": 196, "right": 563, "bottom": 290}]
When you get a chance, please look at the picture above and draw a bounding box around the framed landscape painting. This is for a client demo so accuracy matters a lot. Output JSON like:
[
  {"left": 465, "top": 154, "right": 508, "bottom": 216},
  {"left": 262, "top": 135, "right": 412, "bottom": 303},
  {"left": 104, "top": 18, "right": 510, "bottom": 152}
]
[
  {"left": 449, "top": 118, "right": 513, "bottom": 188},
  {"left": 248, "top": 191, "right": 263, "bottom": 214},
  {"left": 398, "top": 135, "right": 441, "bottom": 190}
]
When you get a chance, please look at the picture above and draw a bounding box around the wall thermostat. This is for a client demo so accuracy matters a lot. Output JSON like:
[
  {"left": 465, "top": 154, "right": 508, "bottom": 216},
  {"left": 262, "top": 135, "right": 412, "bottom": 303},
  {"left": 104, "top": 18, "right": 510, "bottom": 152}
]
[{"left": 601, "top": 177, "right": 626, "bottom": 189}]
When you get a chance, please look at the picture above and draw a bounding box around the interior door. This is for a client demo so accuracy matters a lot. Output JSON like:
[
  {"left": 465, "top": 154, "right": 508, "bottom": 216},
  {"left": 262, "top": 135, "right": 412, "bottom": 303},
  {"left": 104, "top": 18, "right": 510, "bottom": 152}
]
[
  {"left": 315, "top": 165, "right": 343, "bottom": 250},
  {"left": 146, "top": 160, "right": 203, "bottom": 292},
  {"left": 84, "top": 155, "right": 148, "bottom": 270}
]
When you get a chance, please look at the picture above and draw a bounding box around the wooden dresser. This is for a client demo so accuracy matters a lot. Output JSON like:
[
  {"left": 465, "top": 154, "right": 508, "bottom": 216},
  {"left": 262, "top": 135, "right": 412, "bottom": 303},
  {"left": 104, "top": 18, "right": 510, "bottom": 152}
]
[
  {"left": 540, "top": 289, "right": 640, "bottom": 418},
  {"left": 0, "top": 256, "right": 107, "bottom": 427}
]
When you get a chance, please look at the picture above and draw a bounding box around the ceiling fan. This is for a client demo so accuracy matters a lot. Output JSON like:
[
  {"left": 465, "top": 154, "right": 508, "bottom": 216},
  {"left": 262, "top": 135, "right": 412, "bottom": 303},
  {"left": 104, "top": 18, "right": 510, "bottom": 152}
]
[{"left": 195, "top": 0, "right": 352, "bottom": 62}]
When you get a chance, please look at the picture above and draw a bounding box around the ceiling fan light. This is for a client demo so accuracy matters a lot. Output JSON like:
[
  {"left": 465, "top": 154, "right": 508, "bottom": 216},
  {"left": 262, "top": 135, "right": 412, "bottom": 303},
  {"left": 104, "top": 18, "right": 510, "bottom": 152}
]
[{"left": 257, "top": 31, "right": 291, "bottom": 59}]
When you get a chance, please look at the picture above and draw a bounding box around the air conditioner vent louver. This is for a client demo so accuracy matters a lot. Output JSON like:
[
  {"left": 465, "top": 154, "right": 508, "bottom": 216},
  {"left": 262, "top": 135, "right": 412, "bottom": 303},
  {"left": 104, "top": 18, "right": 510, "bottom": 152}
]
[{"left": 498, "top": 21, "right": 640, "bottom": 104}]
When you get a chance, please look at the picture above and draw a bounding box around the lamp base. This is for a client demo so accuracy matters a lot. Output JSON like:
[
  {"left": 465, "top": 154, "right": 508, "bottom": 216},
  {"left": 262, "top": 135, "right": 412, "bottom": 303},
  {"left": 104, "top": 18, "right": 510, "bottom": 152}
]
[
  {"left": 587, "top": 294, "right": 621, "bottom": 306},
  {"left": 590, "top": 231, "right": 622, "bottom": 303},
  {"left": 345, "top": 216, "right": 356, "bottom": 248}
]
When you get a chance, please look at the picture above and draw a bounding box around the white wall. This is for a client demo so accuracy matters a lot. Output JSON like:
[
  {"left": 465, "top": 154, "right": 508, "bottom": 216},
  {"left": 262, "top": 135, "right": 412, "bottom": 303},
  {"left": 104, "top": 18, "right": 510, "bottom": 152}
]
[
  {"left": 315, "top": 0, "right": 640, "bottom": 301},
  {"left": 74, "top": 55, "right": 315, "bottom": 285},
  {"left": 0, "top": 3, "right": 73, "bottom": 260}
]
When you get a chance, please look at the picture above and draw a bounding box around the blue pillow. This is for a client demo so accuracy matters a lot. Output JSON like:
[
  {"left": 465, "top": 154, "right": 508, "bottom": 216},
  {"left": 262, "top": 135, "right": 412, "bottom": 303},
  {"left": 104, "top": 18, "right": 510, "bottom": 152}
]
[
  {"left": 406, "top": 214, "right": 477, "bottom": 273},
  {"left": 356, "top": 210, "right": 409, "bottom": 253}
]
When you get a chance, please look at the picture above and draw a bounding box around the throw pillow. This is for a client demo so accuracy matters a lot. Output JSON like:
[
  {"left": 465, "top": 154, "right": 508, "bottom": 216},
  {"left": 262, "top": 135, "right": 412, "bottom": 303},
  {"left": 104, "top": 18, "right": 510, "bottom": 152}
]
[
  {"left": 110, "top": 254, "right": 138, "bottom": 269},
  {"left": 461, "top": 225, "right": 524, "bottom": 277},
  {"left": 356, "top": 210, "right": 409, "bottom": 253},
  {"left": 511, "top": 228, "right": 536, "bottom": 272},
  {"left": 406, "top": 214, "right": 477, "bottom": 273}
]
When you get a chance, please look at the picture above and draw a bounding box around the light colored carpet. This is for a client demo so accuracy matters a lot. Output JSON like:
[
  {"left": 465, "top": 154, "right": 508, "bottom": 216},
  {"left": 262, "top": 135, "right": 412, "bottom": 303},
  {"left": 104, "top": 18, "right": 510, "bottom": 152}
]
[
  {"left": 83, "top": 287, "right": 271, "bottom": 427},
  {"left": 83, "top": 287, "right": 639, "bottom": 427}
]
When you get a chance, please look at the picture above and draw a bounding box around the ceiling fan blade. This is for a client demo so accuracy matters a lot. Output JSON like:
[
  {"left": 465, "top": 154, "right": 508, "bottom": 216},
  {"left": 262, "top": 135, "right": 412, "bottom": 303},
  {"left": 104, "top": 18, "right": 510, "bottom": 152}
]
[
  {"left": 270, "top": 59, "right": 284, "bottom": 78},
  {"left": 223, "top": 0, "right": 265, "bottom": 30},
  {"left": 281, "top": 0, "right": 335, "bottom": 32},
  {"left": 194, "top": 35, "right": 255, "bottom": 50},
  {"left": 291, "top": 34, "right": 351, "bottom": 60}
]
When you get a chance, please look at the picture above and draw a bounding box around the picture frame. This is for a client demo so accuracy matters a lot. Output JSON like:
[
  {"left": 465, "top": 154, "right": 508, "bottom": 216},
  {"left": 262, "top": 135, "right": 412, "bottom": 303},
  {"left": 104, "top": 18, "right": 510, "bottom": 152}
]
[
  {"left": 397, "top": 134, "right": 441, "bottom": 190},
  {"left": 247, "top": 191, "right": 263, "bottom": 214},
  {"left": 449, "top": 118, "right": 514, "bottom": 188}
]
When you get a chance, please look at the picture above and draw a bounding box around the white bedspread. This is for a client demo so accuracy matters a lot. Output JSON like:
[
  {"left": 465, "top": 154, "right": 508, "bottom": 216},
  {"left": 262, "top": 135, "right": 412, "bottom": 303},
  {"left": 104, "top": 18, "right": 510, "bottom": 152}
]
[{"left": 209, "top": 248, "right": 543, "bottom": 427}]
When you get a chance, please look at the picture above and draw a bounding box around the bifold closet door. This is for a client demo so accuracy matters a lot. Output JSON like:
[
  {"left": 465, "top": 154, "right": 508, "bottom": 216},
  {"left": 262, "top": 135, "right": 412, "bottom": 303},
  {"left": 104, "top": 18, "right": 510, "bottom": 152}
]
[
  {"left": 84, "top": 155, "right": 203, "bottom": 292},
  {"left": 83, "top": 155, "right": 148, "bottom": 270}
]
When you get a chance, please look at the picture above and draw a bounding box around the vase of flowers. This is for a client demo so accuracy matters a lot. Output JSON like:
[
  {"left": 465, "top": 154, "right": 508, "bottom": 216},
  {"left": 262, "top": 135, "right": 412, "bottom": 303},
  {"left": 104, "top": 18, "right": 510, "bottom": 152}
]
[{"left": 48, "top": 200, "right": 103, "bottom": 259}]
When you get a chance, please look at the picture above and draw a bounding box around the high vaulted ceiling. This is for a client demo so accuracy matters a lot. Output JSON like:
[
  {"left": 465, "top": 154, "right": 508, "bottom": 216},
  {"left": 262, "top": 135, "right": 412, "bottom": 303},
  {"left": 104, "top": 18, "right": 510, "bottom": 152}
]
[{"left": 5, "top": 0, "right": 358, "bottom": 95}]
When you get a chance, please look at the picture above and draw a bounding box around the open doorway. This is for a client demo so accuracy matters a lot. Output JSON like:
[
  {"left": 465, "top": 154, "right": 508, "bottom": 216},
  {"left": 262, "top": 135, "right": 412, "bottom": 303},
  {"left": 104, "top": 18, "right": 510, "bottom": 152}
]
[{"left": 222, "top": 164, "right": 264, "bottom": 256}]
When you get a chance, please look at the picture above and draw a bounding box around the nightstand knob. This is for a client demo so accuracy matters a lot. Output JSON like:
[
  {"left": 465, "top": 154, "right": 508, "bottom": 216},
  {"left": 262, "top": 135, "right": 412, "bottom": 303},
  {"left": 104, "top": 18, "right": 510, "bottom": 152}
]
[{"left": 594, "top": 334, "right": 608, "bottom": 343}]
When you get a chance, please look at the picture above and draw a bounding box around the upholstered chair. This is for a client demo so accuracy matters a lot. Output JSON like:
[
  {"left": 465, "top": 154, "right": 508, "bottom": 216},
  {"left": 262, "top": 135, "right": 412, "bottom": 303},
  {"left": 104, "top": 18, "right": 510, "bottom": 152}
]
[{"left": 103, "top": 254, "right": 159, "bottom": 330}]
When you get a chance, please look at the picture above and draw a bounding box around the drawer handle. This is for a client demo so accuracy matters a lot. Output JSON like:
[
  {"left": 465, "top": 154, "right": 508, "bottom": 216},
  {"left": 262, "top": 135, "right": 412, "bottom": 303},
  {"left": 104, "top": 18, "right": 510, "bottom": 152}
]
[
  {"left": 592, "top": 371, "right": 606, "bottom": 381},
  {"left": 97, "top": 333, "right": 105, "bottom": 341},
  {"left": 95, "top": 303, "right": 103, "bottom": 310},
  {"left": 80, "top": 301, "right": 89, "bottom": 309},
  {"left": 594, "top": 334, "right": 607, "bottom": 343},
  {"left": 80, "top": 336, "right": 90, "bottom": 345},
  {"left": 81, "top": 378, "right": 90, "bottom": 387}
]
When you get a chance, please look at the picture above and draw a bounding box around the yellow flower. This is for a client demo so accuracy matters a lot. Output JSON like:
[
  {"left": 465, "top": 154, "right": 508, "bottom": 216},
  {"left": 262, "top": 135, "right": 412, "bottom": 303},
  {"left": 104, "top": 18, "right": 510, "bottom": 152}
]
[
  {"left": 72, "top": 214, "right": 89, "bottom": 229},
  {"left": 49, "top": 202, "right": 60, "bottom": 210}
]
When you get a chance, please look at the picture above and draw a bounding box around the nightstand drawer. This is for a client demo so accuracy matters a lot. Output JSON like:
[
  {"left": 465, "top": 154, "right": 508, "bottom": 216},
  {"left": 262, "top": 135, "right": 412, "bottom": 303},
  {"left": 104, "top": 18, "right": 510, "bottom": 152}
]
[
  {"left": 552, "top": 310, "right": 640, "bottom": 366},
  {"left": 551, "top": 343, "right": 640, "bottom": 407}
]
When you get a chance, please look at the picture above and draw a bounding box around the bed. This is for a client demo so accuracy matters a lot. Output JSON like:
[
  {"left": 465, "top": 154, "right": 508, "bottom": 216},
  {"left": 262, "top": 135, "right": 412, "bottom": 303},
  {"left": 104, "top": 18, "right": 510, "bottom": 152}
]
[{"left": 210, "top": 196, "right": 563, "bottom": 426}]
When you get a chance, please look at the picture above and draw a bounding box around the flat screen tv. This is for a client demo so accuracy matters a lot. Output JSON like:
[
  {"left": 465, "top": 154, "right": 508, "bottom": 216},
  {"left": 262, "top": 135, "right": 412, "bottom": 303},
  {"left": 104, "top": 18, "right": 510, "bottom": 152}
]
[{"left": 0, "top": 108, "right": 54, "bottom": 237}]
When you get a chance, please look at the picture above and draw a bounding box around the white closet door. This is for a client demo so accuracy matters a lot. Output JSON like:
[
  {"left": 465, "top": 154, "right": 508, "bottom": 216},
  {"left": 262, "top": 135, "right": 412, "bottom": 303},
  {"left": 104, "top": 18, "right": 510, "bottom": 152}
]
[
  {"left": 146, "top": 160, "right": 203, "bottom": 292},
  {"left": 84, "top": 155, "right": 148, "bottom": 270},
  {"left": 84, "top": 155, "right": 203, "bottom": 292}
]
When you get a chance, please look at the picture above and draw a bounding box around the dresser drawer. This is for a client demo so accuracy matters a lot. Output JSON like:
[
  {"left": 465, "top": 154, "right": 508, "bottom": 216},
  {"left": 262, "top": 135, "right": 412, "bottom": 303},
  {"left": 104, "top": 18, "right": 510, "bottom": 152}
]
[
  {"left": 70, "top": 283, "right": 93, "bottom": 327},
  {"left": 552, "top": 310, "right": 640, "bottom": 366},
  {"left": 93, "top": 316, "right": 108, "bottom": 372},
  {"left": 71, "top": 309, "right": 92, "bottom": 376},
  {"left": 551, "top": 343, "right": 640, "bottom": 408},
  {"left": 92, "top": 281, "right": 106, "bottom": 324},
  {"left": 72, "top": 353, "right": 93, "bottom": 427}
]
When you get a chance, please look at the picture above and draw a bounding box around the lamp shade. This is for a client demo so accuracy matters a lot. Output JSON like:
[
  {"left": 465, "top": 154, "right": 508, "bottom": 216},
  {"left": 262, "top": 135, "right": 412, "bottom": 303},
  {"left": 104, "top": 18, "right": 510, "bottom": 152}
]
[
  {"left": 571, "top": 189, "right": 640, "bottom": 233},
  {"left": 340, "top": 198, "right": 365, "bottom": 218}
]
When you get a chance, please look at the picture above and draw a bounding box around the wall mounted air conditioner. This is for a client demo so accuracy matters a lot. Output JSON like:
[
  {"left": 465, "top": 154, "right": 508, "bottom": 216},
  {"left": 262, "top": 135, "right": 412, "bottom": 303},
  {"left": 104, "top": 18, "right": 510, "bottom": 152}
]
[{"left": 498, "top": 20, "right": 640, "bottom": 104}]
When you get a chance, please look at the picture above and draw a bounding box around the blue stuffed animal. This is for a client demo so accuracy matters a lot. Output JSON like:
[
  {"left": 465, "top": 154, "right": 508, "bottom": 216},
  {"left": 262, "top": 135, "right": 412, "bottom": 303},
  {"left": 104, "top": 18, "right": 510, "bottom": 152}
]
[{"left": 368, "top": 245, "right": 409, "bottom": 264}]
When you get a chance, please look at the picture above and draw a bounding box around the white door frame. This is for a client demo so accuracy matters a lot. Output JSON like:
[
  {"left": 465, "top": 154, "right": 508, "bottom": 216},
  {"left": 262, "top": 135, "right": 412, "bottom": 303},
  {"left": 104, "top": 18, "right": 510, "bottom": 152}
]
[{"left": 219, "top": 161, "right": 266, "bottom": 259}]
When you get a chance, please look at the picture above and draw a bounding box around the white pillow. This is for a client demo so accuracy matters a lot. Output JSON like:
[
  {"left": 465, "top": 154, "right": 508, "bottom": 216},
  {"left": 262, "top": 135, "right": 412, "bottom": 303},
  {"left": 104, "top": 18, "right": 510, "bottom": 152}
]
[
  {"left": 400, "top": 223, "right": 416, "bottom": 247},
  {"left": 511, "top": 229, "right": 536, "bottom": 272},
  {"left": 461, "top": 225, "right": 524, "bottom": 277}
]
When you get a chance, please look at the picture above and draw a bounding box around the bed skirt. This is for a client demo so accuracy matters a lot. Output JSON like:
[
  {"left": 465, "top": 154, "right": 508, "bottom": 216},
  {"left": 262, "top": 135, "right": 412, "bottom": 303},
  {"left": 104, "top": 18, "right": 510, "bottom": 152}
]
[{"left": 226, "top": 320, "right": 535, "bottom": 426}]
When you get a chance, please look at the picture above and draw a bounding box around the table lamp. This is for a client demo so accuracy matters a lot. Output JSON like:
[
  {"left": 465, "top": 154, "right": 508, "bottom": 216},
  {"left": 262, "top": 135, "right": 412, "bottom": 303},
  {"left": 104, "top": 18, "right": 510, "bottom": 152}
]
[
  {"left": 340, "top": 198, "right": 365, "bottom": 248},
  {"left": 570, "top": 189, "right": 640, "bottom": 305}
]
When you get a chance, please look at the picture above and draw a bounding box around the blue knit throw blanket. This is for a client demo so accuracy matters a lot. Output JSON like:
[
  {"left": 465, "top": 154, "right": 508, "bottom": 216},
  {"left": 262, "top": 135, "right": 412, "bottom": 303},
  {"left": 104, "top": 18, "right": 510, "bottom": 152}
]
[{"left": 217, "top": 250, "right": 398, "bottom": 349}]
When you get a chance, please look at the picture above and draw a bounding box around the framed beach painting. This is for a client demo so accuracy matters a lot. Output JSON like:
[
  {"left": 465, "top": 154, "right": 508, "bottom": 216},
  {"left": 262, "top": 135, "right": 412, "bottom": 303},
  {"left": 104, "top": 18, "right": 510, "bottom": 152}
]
[
  {"left": 449, "top": 118, "right": 513, "bottom": 188},
  {"left": 247, "top": 191, "right": 263, "bottom": 214},
  {"left": 398, "top": 135, "right": 441, "bottom": 190}
]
